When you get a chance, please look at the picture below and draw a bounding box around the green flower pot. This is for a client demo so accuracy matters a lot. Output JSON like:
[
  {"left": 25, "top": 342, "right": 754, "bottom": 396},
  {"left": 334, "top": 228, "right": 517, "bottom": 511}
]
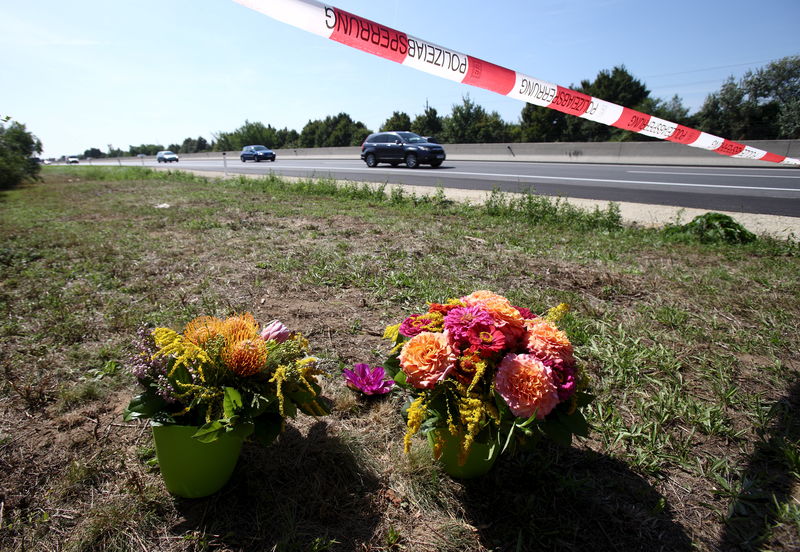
[
  {"left": 152, "top": 424, "right": 245, "bottom": 498},
  {"left": 427, "top": 428, "right": 499, "bottom": 479}
]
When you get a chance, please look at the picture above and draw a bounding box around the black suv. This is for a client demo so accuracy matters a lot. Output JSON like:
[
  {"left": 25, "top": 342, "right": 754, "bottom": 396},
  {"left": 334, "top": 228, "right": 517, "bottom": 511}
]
[{"left": 360, "top": 131, "right": 445, "bottom": 168}]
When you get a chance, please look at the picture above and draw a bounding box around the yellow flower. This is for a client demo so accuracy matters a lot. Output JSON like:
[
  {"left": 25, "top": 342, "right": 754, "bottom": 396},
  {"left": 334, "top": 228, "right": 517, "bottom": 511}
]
[
  {"left": 544, "top": 302, "right": 570, "bottom": 324},
  {"left": 403, "top": 394, "right": 429, "bottom": 453},
  {"left": 383, "top": 323, "right": 401, "bottom": 342},
  {"left": 269, "top": 365, "right": 288, "bottom": 416},
  {"left": 151, "top": 327, "right": 212, "bottom": 380}
]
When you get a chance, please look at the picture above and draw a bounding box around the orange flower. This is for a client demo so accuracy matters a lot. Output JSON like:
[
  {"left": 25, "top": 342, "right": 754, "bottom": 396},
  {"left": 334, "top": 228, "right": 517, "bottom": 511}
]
[
  {"left": 525, "top": 318, "right": 574, "bottom": 365},
  {"left": 183, "top": 316, "right": 225, "bottom": 347},
  {"left": 222, "top": 313, "right": 259, "bottom": 341},
  {"left": 399, "top": 331, "right": 457, "bottom": 389},
  {"left": 461, "top": 290, "right": 524, "bottom": 330},
  {"left": 494, "top": 353, "right": 559, "bottom": 419},
  {"left": 222, "top": 333, "right": 269, "bottom": 376}
]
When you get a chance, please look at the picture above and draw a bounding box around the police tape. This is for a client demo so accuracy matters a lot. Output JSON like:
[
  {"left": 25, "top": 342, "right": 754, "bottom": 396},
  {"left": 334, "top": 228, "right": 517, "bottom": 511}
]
[{"left": 233, "top": 0, "right": 800, "bottom": 166}]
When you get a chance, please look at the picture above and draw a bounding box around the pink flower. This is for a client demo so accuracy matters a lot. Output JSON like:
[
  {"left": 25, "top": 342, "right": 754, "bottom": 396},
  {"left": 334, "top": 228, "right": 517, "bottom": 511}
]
[
  {"left": 343, "top": 363, "right": 394, "bottom": 395},
  {"left": 525, "top": 318, "right": 574, "bottom": 366},
  {"left": 465, "top": 323, "right": 506, "bottom": 354},
  {"left": 494, "top": 353, "right": 560, "bottom": 419},
  {"left": 443, "top": 306, "right": 494, "bottom": 343},
  {"left": 514, "top": 306, "right": 536, "bottom": 320},
  {"left": 260, "top": 319, "right": 290, "bottom": 343},
  {"left": 399, "top": 313, "right": 443, "bottom": 337}
]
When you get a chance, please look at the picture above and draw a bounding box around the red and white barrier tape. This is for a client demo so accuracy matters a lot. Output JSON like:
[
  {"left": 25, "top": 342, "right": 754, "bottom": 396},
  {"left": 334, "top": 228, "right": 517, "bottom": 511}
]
[{"left": 233, "top": 0, "right": 800, "bottom": 165}]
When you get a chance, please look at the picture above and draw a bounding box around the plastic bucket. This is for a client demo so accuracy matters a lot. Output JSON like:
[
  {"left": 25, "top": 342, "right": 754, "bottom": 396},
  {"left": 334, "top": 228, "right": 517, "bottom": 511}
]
[
  {"left": 428, "top": 428, "right": 499, "bottom": 479},
  {"left": 152, "top": 424, "right": 245, "bottom": 498}
]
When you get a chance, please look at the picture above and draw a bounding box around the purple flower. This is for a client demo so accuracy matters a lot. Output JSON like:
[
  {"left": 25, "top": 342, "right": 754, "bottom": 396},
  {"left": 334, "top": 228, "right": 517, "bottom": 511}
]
[
  {"left": 343, "top": 363, "right": 394, "bottom": 395},
  {"left": 260, "top": 319, "right": 290, "bottom": 343},
  {"left": 443, "top": 306, "right": 494, "bottom": 343}
]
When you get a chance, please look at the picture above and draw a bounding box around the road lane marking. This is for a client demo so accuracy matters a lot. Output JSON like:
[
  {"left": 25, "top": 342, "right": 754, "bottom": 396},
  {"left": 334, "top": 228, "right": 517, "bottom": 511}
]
[
  {"left": 245, "top": 165, "right": 800, "bottom": 193},
  {"left": 627, "top": 170, "right": 800, "bottom": 179}
]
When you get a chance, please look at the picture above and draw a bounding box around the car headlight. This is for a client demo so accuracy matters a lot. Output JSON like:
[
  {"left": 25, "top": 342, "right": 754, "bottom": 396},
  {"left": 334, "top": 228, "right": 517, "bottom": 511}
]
[{"left": 417, "top": 146, "right": 430, "bottom": 151}]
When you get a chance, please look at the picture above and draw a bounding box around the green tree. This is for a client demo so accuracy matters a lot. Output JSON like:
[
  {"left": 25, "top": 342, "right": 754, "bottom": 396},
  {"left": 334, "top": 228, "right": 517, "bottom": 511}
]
[
  {"left": 380, "top": 111, "right": 412, "bottom": 131},
  {"left": 214, "top": 121, "right": 280, "bottom": 151},
  {"left": 742, "top": 55, "right": 800, "bottom": 138},
  {"left": 411, "top": 102, "right": 444, "bottom": 139},
  {"left": 179, "top": 137, "right": 198, "bottom": 153},
  {"left": 520, "top": 103, "right": 567, "bottom": 142},
  {"left": 128, "top": 144, "right": 164, "bottom": 156},
  {"left": 276, "top": 128, "right": 299, "bottom": 149},
  {"left": 519, "top": 66, "right": 690, "bottom": 142},
  {"left": 0, "top": 120, "right": 42, "bottom": 189},
  {"left": 83, "top": 147, "right": 105, "bottom": 158},
  {"left": 694, "top": 56, "right": 799, "bottom": 140},
  {"left": 299, "top": 113, "right": 371, "bottom": 147},
  {"left": 443, "top": 96, "right": 484, "bottom": 143},
  {"left": 575, "top": 65, "right": 652, "bottom": 141}
]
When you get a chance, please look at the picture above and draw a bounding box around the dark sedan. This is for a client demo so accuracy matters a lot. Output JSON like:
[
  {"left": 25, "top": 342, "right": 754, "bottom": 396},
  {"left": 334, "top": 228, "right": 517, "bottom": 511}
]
[{"left": 241, "top": 145, "right": 276, "bottom": 162}]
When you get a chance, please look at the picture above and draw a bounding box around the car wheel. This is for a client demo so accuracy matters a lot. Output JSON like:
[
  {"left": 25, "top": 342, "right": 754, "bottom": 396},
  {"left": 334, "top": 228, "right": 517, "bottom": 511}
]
[
  {"left": 271, "top": 157, "right": 275, "bottom": 162},
  {"left": 430, "top": 160, "right": 442, "bottom": 168},
  {"left": 365, "top": 153, "right": 378, "bottom": 167},
  {"left": 255, "top": 157, "right": 261, "bottom": 162},
  {"left": 405, "top": 153, "right": 418, "bottom": 169}
]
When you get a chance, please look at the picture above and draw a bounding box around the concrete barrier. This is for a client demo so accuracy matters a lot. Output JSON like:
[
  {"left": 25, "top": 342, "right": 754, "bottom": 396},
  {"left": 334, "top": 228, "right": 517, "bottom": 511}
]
[{"left": 136, "top": 139, "right": 800, "bottom": 167}]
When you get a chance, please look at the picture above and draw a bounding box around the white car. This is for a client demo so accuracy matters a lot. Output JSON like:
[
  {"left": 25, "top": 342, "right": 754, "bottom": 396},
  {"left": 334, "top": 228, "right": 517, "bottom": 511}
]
[
  {"left": 156, "top": 151, "right": 179, "bottom": 163},
  {"left": 67, "top": 156, "right": 79, "bottom": 164}
]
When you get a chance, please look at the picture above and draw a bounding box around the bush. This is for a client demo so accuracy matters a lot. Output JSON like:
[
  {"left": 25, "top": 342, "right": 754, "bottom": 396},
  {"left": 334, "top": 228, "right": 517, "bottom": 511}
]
[
  {"left": 0, "top": 121, "right": 42, "bottom": 190},
  {"left": 664, "top": 212, "right": 757, "bottom": 244}
]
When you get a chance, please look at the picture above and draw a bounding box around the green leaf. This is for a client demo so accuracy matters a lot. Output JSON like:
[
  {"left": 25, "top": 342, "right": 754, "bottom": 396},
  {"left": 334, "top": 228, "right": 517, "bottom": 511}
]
[
  {"left": 560, "top": 410, "right": 590, "bottom": 437},
  {"left": 575, "top": 391, "right": 594, "bottom": 408},
  {"left": 282, "top": 398, "right": 298, "bottom": 418},
  {"left": 223, "top": 387, "right": 243, "bottom": 419},
  {"left": 192, "top": 421, "right": 226, "bottom": 443},
  {"left": 501, "top": 421, "right": 517, "bottom": 454},
  {"left": 229, "top": 422, "right": 254, "bottom": 441},
  {"left": 123, "top": 391, "right": 166, "bottom": 421},
  {"left": 542, "top": 418, "right": 573, "bottom": 447},
  {"left": 383, "top": 353, "right": 401, "bottom": 379},
  {"left": 393, "top": 370, "right": 407, "bottom": 387},
  {"left": 286, "top": 388, "right": 317, "bottom": 404},
  {"left": 254, "top": 414, "right": 283, "bottom": 445}
]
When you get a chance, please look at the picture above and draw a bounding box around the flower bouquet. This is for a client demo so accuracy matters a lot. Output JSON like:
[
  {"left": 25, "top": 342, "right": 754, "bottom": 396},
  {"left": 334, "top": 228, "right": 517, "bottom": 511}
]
[
  {"left": 123, "top": 313, "right": 329, "bottom": 496},
  {"left": 383, "top": 290, "right": 591, "bottom": 477}
]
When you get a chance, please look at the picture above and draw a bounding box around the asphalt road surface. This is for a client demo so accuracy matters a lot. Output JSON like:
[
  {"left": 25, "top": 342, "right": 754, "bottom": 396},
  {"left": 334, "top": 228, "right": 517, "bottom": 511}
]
[{"left": 95, "top": 157, "right": 800, "bottom": 217}]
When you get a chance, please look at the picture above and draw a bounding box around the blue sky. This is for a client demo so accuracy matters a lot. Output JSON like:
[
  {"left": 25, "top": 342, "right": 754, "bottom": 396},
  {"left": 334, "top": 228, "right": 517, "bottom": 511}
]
[{"left": 2, "top": 0, "right": 798, "bottom": 159}]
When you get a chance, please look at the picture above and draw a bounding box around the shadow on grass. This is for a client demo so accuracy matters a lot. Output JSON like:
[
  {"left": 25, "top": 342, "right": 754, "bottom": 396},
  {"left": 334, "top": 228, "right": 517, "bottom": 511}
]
[
  {"left": 461, "top": 443, "right": 693, "bottom": 552},
  {"left": 171, "top": 421, "right": 381, "bottom": 551},
  {"left": 718, "top": 380, "right": 800, "bottom": 551}
]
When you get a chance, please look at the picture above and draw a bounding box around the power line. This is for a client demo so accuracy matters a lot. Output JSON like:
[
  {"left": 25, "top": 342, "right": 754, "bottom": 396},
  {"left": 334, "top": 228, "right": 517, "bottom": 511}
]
[{"left": 643, "top": 57, "right": 791, "bottom": 79}]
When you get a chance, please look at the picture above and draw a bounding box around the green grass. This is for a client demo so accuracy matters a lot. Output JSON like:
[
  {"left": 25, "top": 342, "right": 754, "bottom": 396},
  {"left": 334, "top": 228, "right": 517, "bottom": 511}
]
[{"left": 1, "top": 166, "right": 798, "bottom": 551}]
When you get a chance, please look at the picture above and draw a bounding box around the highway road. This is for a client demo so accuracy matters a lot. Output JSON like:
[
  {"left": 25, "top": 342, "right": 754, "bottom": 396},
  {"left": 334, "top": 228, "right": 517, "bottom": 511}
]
[{"left": 94, "top": 157, "right": 800, "bottom": 217}]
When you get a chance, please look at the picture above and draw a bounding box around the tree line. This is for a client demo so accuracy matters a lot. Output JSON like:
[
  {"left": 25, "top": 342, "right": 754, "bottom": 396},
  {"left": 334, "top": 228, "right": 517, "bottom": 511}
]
[{"left": 42, "top": 56, "right": 800, "bottom": 160}]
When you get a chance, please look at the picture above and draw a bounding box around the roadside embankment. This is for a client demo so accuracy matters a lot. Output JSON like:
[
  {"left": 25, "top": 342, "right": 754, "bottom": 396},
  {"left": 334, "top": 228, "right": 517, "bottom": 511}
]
[{"left": 162, "top": 168, "right": 800, "bottom": 240}]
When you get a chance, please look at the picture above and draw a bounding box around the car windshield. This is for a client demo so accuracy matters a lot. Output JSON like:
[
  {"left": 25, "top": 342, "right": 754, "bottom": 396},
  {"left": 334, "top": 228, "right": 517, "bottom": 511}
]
[
  {"left": 253, "top": 146, "right": 268, "bottom": 151},
  {"left": 397, "top": 132, "right": 425, "bottom": 143},
  {"left": 163, "top": 151, "right": 175, "bottom": 155}
]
